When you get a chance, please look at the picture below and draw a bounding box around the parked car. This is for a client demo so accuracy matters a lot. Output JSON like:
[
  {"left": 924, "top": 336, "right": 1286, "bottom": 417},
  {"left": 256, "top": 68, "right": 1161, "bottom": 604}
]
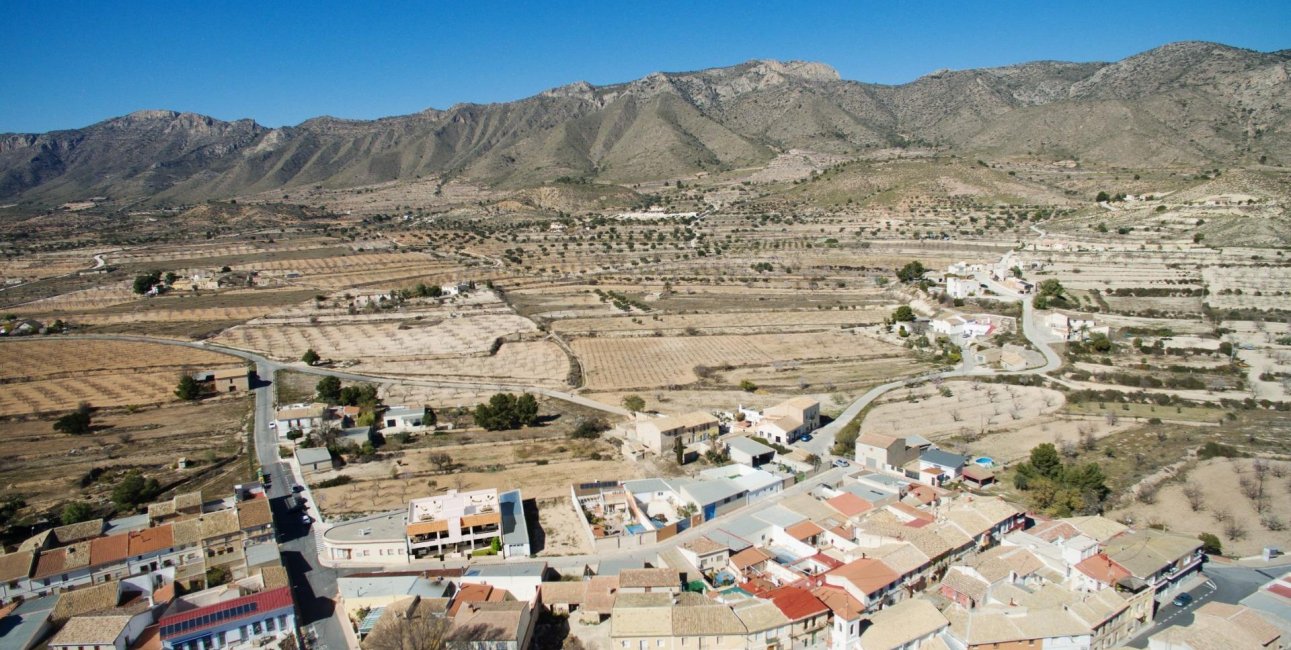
[
  {"left": 1172, "top": 593, "right": 1193, "bottom": 607},
  {"left": 800, "top": 434, "right": 813, "bottom": 442},
  {"left": 300, "top": 514, "right": 313, "bottom": 525},
  {"left": 291, "top": 485, "right": 305, "bottom": 493},
  {"left": 832, "top": 459, "right": 850, "bottom": 468}
]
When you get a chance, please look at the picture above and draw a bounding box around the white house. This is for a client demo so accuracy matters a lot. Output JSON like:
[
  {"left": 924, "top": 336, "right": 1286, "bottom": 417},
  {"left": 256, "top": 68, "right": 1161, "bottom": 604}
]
[
  {"left": 380, "top": 406, "right": 428, "bottom": 433},
  {"left": 946, "top": 276, "right": 981, "bottom": 300},
  {"left": 931, "top": 316, "right": 968, "bottom": 336},
  {"left": 755, "top": 397, "right": 820, "bottom": 445},
  {"left": 915, "top": 449, "right": 967, "bottom": 486},
  {"left": 275, "top": 402, "right": 328, "bottom": 435}
]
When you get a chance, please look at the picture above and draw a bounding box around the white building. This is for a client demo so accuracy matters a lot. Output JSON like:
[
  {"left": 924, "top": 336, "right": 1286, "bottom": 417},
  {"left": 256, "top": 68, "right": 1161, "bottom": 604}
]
[
  {"left": 380, "top": 406, "right": 428, "bottom": 433},
  {"left": 274, "top": 402, "right": 327, "bottom": 435},
  {"left": 406, "top": 489, "right": 502, "bottom": 558},
  {"left": 754, "top": 397, "right": 820, "bottom": 445},
  {"left": 946, "top": 276, "right": 981, "bottom": 300}
]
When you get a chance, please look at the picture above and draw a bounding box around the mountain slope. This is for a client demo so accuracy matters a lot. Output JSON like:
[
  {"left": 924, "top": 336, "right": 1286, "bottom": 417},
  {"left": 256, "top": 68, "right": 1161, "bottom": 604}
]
[{"left": 1, "top": 41, "right": 1287, "bottom": 204}]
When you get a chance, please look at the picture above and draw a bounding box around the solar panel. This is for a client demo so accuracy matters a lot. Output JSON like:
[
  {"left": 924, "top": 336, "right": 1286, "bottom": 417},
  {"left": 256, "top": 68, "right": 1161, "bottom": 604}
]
[{"left": 161, "top": 600, "right": 265, "bottom": 637}]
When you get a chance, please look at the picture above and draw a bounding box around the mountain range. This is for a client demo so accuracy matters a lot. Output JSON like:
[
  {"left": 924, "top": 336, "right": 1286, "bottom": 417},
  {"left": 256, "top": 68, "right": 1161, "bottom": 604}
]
[{"left": 1, "top": 41, "right": 1287, "bottom": 205}]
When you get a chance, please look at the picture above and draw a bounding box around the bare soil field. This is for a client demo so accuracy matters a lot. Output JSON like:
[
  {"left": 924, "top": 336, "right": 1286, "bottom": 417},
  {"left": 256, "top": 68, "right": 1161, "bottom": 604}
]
[
  {"left": 0, "top": 339, "right": 244, "bottom": 416},
  {"left": 1109, "top": 458, "right": 1291, "bottom": 557},
  {"left": 859, "top": 382, "right": 1131, "bottom": 463},
  {"left": 0, "top": 398, "right": 250, "bottom": 520},
  {"left": 572, "top": 330, "right": 912, "bottom": 391},
  {"left": 312, "top": 437, "right": 640, "bottom": 517},
  {"left": 550, "top": 308, "right": 888, "bottom": 336},
  {"left": 214, "top": 313, "right": 538, "bottom": 361},
  {"left": 369, "top": 341, "right": 569, "bottom": 386}
]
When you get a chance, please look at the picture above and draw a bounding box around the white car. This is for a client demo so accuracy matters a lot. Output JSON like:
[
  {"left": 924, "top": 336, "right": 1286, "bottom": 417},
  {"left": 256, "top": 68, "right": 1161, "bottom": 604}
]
[{"left": 832, "top": 459, "right": 850, "bottom": 468}]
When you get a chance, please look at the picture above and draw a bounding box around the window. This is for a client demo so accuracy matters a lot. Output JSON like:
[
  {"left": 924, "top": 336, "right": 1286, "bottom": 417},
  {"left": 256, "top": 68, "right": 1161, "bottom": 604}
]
[{"left": 266, "top": 617, "right": 276, "bottom": 631}]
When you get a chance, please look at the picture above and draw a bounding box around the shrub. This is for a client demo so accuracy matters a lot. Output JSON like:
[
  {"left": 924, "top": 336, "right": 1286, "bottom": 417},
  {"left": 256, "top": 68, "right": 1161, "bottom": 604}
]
[{"left": 315, "top": 474, "right": 352, "bottom": 488}]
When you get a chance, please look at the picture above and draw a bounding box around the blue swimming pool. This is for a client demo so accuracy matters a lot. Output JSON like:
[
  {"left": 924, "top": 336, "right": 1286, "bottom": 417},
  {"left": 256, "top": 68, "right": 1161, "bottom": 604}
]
[
  {"left": 974, "top": 457, "right": 995, "bottom": 467},
  {"left": 625, "top": 524, "right": 647, "bottom": 535}
]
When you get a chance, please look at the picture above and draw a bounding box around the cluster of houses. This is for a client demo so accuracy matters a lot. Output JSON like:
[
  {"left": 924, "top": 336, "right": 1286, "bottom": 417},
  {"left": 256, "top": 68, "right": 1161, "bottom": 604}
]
[
  {"left": 0, "top": 484, "right": 295, "bottom": 650},
  {"left": 855, "top": 433, "right": 997, "bottom": 488},
  {"left": 626, "top": 396, "right": 821, "bottom": 462},
  {"left": 321, "top": 460, "right": 1258, "bottom": 650}
]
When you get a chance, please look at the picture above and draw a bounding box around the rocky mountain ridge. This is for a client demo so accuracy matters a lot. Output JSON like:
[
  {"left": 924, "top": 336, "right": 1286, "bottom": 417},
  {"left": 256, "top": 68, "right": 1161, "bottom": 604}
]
[{"left": 1, "top": 41, "right": 1287, "bottom": 204}]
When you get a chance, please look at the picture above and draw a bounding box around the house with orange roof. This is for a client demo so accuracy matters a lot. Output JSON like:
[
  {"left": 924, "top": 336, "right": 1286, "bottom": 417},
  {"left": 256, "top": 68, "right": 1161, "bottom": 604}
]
[
  {"left": 125, "top": 525, "right": 174, "bottom": 575},
  {"left": 823, "top": 557, "right": 902, "bottom": 612},
  {"left": 813, "top": 583, "right": 866, "bottom": 650},
  {"left": 1073, "top": 552, "right": 1131, "bottom": 592},
  {"left": 825, "top": 493, "right": 873, "bottom": 520},
  {"left": 765, "top": 585, "right": 831, "bottom": 646},
  {"left": 785, "top": 520, "right": 825, "bottom": 545}
]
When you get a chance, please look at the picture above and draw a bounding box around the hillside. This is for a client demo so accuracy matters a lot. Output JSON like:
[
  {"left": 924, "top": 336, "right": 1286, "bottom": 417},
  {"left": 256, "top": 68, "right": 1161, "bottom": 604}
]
[{"left": 1, "top": 41, "right": 1288, "bottom": 205}]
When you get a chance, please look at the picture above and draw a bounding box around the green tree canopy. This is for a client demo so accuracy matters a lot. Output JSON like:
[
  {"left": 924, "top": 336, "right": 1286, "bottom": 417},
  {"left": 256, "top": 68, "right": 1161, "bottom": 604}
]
[
  {"left": 54, "top": 403, "right": 93, "bottom": 436},
  {"left": 892, "top": 305, "right": 916, "bottom": 322},
  {"left": 1030, "top": 443, "right": 1063, "bottom": 479},
  {"left": 112, "top": 471, "right": 161, "bottom": 510},
  {"left": 339, "top": 383, "right": 380, "bottom": 407},
  {"left": 175, "top": 374, "right": 202, "bottom": 401},
  {"left": 316, "top": 376, "right": 342, "bottom": 404},
  {"left": 896, "top": 261, "right": 926, "bottom": 283},
  {"left": 60, "top": 501, "right": 95, "bottom": 526},
  {"left": 621, "top": 394, "right": 646, "bottom": 413},
  {"left": 473, "top": 393, "right": 540, "bottom": 431},
  {"left": 301, "top": 349, "right": 321, "bottom": 366}
]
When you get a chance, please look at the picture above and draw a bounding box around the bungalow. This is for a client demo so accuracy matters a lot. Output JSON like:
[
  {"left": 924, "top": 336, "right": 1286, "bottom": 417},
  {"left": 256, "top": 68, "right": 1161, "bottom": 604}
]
[
  {"left": 380, "top": 406, "right": 428, "bottom": 433},
  {"left": 295, "top": 447, "right": 335, "bottom": 477},
  {"left": 191, "top": 367, "right": 250, "bottom": 393},
  {"left": 274, "top": 402, "right": 328, "bottom": 435},
  {"left": 726, "top": 436, "right": 776, "bottom": 467},
  {"left": 764, "top": 586, "right": 830, "bottom": 647}
]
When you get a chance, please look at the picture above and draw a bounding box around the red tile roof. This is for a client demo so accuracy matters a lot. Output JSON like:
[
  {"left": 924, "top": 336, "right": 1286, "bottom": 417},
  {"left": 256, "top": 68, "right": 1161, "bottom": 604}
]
[
  {"left": 32, "top": 547, "right": 68, "bottom": 580},
  {"left": 1074, "top": 553, "right": 1131, "bottom": 585},
  {"left": 1268, "top": 583, "right": 1291, "bottom": 600},
  {"left": 730, "top": 546, "right": 773, "bottom": 570},
  {"left": 449, "top": 583, "right": 508, "bottom": 616},
  {"left": 812, "top": 584, "right": 864, "bottom": 620},
  {"left": 159, "top": 586, "right": 293, "bottom": 639},
  {"left": 89, "top": 534, "right": 130, "bottom": 567},
  {"left": 128, "top": 525, "right": 174, "bottom": 557},
  {"left": 765, "top": 586, "right": 829, "bottom": 621},
  {"left": 826, "top": 493, "right": 873, "bottom": 518}
]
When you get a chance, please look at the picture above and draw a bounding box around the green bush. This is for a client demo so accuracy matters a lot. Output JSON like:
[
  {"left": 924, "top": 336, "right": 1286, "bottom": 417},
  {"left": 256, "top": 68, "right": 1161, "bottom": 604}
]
[{"left": 315, "top": 473, "right": 351, "bottom": 488}]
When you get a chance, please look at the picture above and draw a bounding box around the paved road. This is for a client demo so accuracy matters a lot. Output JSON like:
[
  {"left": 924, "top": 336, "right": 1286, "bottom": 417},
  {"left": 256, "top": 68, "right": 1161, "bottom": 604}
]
[
  {"left": 796, "top": 263, "right": 1063, "bottom": 460},
  {"left": 246, "top": 362, "right": 350, "bottom": 650},
  {"left": 1124, "top": 563, "right": 1281, "bottom": 647}
]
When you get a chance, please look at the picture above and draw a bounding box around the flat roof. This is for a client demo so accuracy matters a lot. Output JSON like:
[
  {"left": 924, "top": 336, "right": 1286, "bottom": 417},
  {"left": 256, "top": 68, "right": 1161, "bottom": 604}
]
[
  {"left": 464, "top": 561, "right": 546, "bottom": 578},
  {"left": 727, "top": 436, "right": 776, "bottom": 457},
  {"left": 499, "top": 489, "right": 530, "bottom": 548},
  {"left": 323, "top": 510, "right": 407, "bottom": 543}
]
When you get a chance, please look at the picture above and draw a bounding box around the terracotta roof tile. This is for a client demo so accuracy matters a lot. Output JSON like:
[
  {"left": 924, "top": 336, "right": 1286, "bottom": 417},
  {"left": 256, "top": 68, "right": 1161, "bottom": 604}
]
[
  {"left": 128, "top": 525, "right": 174, "bottom": 556},
  {"left": 826, "top": 493, "right": 873, "bottom": 518},
  {"left": 765, "top": 585, "right": 829, "bottom": 621},
  {"left": 0, "top": 550, "right": 35, "bottom": 582},
  {"left": 89, "top": 534, "right": 130, "bottom": 567}
]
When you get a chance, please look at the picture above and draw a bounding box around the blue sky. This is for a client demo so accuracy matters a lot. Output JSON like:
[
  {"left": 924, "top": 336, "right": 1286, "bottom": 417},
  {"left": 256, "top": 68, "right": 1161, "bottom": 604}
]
[{"left": 2, "top": 1, "right": 1287, "bottom": 133}]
